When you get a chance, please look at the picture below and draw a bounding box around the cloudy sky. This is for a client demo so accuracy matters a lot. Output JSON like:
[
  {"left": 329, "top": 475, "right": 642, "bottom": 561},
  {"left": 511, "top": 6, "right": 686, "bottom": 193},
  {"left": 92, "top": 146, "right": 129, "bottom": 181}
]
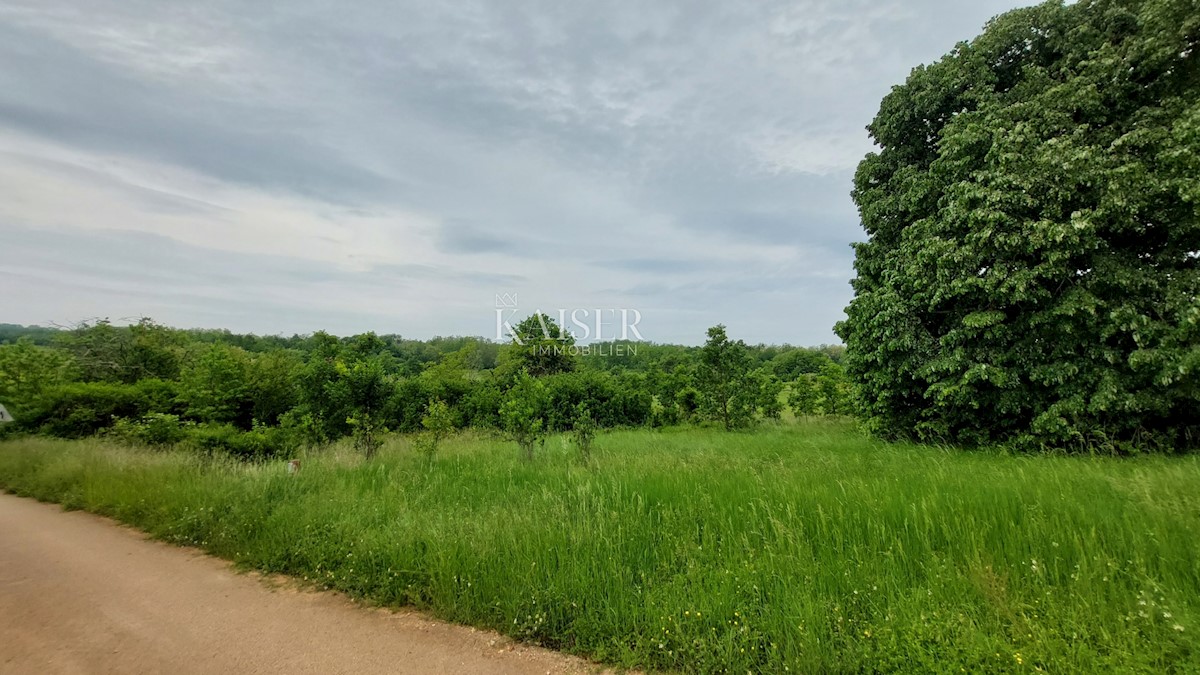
[{"left": 0, "top": 0, "right": 1028, "bottom": 345}]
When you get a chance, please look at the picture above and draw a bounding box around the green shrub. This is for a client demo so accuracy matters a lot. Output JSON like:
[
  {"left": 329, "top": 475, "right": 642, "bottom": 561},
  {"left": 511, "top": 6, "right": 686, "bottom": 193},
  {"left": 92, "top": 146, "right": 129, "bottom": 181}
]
[
  {"left": 675, "top": 386, "right": 701, "bottom": 420},
  {"left": 0, "top": 337, "right": 78, "bottom": 418},
  {"left": 500, "top": 371, "right": 548, "bottom": 460},
  {"left": 183, "top": 423, "right": 296, "bottom": 460},
  {"left": 23, "top": 379, "right": 180, "bottom": 438},
  {"left": 570, "top": 402, "right": 597, "bottom": 463},
  {"left": 755, "top": 369, "right": 786, "bottom": 420},
  {"left": 542, "top": 371, "right": 653, "bottom": 431},
  {"left": 458, "top": 381, "right": 503, "bottom": 429},
  {"left": 108, "top": 413, "right": 189, "bottom": 447},
  {"left": 414, "top": 398, "right": 454, "bottom": 464},
  {"left": 649, "top": 397, "right": 681, "bottom": 428},
  {"left": 788, "top": 374, "right": 821, "bottom": 416}
]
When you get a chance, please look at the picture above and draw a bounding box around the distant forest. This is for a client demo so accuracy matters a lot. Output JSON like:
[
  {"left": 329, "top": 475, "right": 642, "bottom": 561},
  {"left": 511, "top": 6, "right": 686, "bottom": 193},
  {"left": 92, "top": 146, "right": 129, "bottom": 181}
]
[{"left": 0, "top": 319, "right": 849, "bottom": 458}]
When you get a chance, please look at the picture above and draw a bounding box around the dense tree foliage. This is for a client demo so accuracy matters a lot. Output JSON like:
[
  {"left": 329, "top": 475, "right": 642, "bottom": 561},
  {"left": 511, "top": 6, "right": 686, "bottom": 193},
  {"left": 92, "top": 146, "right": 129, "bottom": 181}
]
[
  {"left": 0, "top": 339, "right": 76, "bottom": 418},
  {"left": 0, "top": 319, "right": 848, "bottom": 455},
  {"left": 838, "top": 0, "right": 1200, "bottom": 452}
]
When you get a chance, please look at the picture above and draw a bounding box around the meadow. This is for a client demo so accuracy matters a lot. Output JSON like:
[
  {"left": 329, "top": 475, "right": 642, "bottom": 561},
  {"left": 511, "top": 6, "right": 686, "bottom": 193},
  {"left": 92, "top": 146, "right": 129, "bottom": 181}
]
[{"left": 1, "top": 419, "right": 1197, "bottom": 673}]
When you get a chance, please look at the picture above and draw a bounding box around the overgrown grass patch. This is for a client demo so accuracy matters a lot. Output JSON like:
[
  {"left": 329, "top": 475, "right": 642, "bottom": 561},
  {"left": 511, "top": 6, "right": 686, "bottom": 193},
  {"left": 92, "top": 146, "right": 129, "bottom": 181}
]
[{"left": 2, "top": 421, "right": 1197, "bottom": 673}]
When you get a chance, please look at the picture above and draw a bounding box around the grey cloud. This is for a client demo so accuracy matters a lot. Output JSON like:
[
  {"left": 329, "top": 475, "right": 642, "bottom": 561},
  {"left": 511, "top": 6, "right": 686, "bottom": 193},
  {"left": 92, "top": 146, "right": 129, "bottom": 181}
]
[
  {"left": 0, "top": 0, "right": 1031, "bottom": 345},
  {"left": 434, "top": 222, "right": 523, "bottom": 255},
  {"left": 0, "top": 150, "right": 235, "bottom": 219},
  {"left": 0, "top": 23, "right": 393, "bottom": 204},
  {"left": 593, "top": 258, "right": 714, "bottom": 275},
  {"left": 0, "top": 225, "right": 522, "bottom": 337}
]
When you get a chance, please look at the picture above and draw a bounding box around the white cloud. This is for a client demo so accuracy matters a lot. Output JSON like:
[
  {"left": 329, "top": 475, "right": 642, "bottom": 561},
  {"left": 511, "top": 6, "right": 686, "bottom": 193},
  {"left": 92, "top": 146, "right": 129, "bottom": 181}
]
[
  {"left": 743, "top": 129, "right": 877, "bottom": 176},
  {"left": 0, "top": 131, "right": 441, "bottom": 271},
  {"left": 0, "top": 0, "right": 1033, "bottom": 344}
]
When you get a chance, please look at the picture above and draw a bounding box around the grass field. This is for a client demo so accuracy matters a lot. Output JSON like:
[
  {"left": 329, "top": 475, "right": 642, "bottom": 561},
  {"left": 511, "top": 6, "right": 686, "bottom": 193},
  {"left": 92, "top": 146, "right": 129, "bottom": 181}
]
[{"left": 1, "top": 420, "right": 1197, "bottom": 673}]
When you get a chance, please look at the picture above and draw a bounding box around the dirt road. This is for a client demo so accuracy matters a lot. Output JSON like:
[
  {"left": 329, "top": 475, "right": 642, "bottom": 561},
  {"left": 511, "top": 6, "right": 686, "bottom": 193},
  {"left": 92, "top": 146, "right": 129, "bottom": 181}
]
[{"left": 0, "top": 493, "right": 596, "bottom": 674}]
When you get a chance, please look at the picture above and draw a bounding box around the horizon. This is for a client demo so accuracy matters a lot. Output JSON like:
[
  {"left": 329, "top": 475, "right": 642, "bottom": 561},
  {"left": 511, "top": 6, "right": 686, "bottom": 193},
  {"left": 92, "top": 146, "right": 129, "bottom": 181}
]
[{"left": 0, "top": 317, "right": 847, "bottom": 350}]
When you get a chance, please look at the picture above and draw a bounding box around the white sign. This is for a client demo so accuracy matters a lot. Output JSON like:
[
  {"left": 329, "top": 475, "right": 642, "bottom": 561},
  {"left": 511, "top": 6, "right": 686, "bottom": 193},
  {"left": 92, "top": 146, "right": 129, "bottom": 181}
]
[{"left": 0, "top": 404, "right": 13, "bottom": 423}]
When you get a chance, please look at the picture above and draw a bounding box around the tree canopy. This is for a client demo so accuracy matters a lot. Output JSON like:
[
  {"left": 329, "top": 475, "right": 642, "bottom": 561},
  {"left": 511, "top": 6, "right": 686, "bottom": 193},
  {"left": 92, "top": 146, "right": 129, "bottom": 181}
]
[
  {"left": 0, "top": 317, "right": 849, "bottom": 455},
  {"left": 837, "top": 0, "right": 1199, "bottom": 452}
]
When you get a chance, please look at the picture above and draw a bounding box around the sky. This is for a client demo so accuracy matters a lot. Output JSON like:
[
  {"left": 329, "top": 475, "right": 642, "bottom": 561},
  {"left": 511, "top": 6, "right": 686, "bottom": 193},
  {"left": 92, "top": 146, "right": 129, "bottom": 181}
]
[{"left": 0, "top": 0, "right": 1029, "bottom": 346}]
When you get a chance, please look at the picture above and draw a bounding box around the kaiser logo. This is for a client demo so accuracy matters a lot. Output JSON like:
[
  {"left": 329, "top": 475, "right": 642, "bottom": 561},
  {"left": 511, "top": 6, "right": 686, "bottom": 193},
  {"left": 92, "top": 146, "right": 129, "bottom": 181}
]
[{"left": 493, "top": 293, "right": 645, "bottom": 346}]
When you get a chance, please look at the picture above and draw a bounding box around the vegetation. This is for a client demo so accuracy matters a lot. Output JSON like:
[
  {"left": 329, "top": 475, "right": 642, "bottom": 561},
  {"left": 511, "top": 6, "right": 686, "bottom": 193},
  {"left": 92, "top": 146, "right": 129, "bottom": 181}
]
[
  {"left": 1, "top": 424, "right": 1197, "bottom": 673},
  {"left": 507, "top": 313, "right": 579, "bottom": 377},
  {"left": 414, "top": 399, "right": 454, "bottom": 465},
  {"left": 569, "top": 402, "right": 597, "bottom": 464},
  {"left": 500, "top": 371, "right": 549, "bottom": 460},
  {"left": 0, "top": 318, "right": 841, "bottom": 455},
  {"left": 696, "top": 325, "right": 759, "bottom": 431},
  {"left": 2, "top": 3, "right": 1197, "bottom": 672},
  {"left": 838, "top": 0, "right": 1200, "bottom": 453}
]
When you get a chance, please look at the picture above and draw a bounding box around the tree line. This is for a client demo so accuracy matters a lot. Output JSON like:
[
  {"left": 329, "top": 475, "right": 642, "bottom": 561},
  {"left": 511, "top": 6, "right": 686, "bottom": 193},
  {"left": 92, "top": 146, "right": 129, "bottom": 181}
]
[{"left": 0, "top": 316, "right": 851, "bottom": 459}]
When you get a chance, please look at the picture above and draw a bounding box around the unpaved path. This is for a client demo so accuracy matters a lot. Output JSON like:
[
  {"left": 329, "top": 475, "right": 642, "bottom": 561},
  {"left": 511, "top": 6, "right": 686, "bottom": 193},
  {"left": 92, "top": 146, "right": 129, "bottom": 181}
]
[{"left": 0, "top": 493, "right": 600, "bottom": 674}]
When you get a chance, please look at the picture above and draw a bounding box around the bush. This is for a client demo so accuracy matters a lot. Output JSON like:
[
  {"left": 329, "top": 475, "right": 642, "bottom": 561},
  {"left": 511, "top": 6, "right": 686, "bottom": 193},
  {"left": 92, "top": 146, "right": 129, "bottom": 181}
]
[
  {"left": 386, "top": 378, "right": 430, "bottom": 433},
  {"left": 108, "top": 413, "right": 189, "bottom": 447},
  {"left": 570, "top": 402, "right": 597, "bottom": 464},
  {"left": 675, "top": 387, "right": 701, "bottom": 421},
  {"left": 607, "top": 385, "right": 652, "bottom": 428},
  {"left": 183, "top": 423, "right": 296, "bottom": 460},
  {"left": 649, "top": 398, "right": 682, "bottom": 428},
  {"left": 500, "top": 371, "right": 548, "bottom": 460},
  {"left": 542, "top": 371, "right": 653, "bottom": 431},
  {"left": 414, "top": 399, "right": 454, "bottom": 464},
  {"left": 755, "top": 370, "right": 786, "bottom": 420},
  {"left": 543, "top": 371, "right": 614, "bottom": 431},
  {"left": 788, "top": 375, "right": 820, "bottom": 416},
  {"left": 23, "top": 379, "right": 180, "bottom": 438},
  {"left": 459, "top": 380, "right": 503, "bottom": 430}
]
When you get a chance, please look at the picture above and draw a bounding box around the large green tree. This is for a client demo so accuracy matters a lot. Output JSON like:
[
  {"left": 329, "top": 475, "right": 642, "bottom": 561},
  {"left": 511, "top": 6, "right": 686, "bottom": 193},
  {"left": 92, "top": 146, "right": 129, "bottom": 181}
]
[{"left": 837, "top": 0, "right": 1199, "bottom": 452}]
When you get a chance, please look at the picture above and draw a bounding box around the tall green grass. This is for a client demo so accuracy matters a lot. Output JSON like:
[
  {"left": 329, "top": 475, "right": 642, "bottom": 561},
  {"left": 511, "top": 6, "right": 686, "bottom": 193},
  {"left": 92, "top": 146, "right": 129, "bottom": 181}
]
[{"left": 2, "top": 420, "right": 1197, "bottom": 673}]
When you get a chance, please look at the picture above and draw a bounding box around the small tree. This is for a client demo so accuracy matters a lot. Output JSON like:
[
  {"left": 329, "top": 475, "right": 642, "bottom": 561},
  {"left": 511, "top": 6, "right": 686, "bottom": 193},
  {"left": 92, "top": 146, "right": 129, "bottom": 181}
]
[
  {"left": 756, "top": 370, "right": 785, "bottom": 420},
  {"left": 788, "top": 374, "right": 821, "bottom": 417},
  {"left": 506, "top": 313, "right": 577, "bottom": 377},
  {"left": 415, "top": 398, "right": 454, "bottom": 465},
  {"left": 246, "top": 350, "right": 301, "bottom": 426},
  {"left": 55, "top": 317, "right": 181, "bottom": 384},
  {"left": 696, "top": 325, "right": 757, "bottom": 430},
  {"left": 347, "top": 413, "right": 383, "bottom": 458},
  {"left": 343, "top": 358, "right": 391, "bottom": 459},
  {"left": 500, "top": 371, "right": 547, "bottom": 460},
  {"left": 570, "top": 402, "right": 597, "bottom": 464},
  {"left": 815, "top": 363, "right": 853, "bottom": 416}
]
